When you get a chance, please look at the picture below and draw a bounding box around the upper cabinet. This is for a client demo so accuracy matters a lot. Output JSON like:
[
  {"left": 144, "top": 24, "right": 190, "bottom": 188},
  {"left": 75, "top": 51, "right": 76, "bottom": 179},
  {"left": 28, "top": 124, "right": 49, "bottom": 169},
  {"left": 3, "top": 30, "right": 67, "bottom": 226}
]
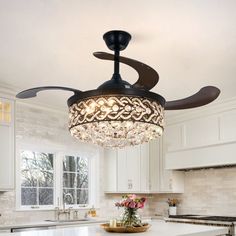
[
  {"left": 219, "top": 109, "right": 236, "bottom": 142},
  {"left": 150, "top": 139, "right": 184, "bottom": 193},
  {"left": 165, "top": 101, "right": 236, "bottom": 170},
  {"left": 0, "top": 97, "right": 15, "bottom": 191},
  {"left": 104, "top": 139, "right": 184, "bottom": 193},
  {"left": 117, "top": 145, "right": 141, "bottom": 192}
]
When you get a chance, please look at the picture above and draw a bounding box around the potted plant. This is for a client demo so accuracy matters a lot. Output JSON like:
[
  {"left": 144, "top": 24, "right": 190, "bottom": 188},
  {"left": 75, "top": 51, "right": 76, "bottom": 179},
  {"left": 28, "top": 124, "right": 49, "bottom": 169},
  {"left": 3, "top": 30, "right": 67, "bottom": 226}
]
[{"left": 167, "top": 198, "right": 179, "bottom": 216}]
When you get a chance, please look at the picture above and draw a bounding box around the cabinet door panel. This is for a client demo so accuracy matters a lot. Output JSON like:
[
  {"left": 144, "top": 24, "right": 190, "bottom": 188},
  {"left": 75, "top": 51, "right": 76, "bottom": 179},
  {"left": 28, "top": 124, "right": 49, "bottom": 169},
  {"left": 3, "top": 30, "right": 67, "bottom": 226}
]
[
  {"left": 104, "top": 149, "right": 117, "bottom": 192},
  {"left": 0, "top": 125, "right": 14, "bottom": 189},
  {"left": 220, "top": 110, "right": 236, "bottom": 142},
  {"left": 164, "top": 124, "right": 183, "bottom": 151},
  {"left": 149, "top": 140, "right": 160, "bottom": 192},
  {"left": 185, "top": 115, "right": 219, "bottom": 148},
  {"left": 126, "top": 146, "right": 140, "bottom": 192},
  {"left": 140, "top": 143, "right": 149, "bottom": 192},
  {"left": 117, "top": 149, "right": 127, "bottom": 191}
]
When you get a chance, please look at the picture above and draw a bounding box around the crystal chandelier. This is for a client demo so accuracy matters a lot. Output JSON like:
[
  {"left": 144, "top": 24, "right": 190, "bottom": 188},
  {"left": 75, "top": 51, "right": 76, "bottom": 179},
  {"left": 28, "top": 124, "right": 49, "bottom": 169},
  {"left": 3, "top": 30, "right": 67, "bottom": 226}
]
[{"left": 69, "top": 96, "right": 164, "bottom": 148}]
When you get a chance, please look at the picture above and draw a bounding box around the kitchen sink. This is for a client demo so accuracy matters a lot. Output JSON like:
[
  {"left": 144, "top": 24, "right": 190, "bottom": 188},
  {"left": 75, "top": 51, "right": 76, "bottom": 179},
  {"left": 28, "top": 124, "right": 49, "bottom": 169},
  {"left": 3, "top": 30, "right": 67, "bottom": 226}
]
[{"left": 45, "top": 219, "right": 92, "bottom": 223}]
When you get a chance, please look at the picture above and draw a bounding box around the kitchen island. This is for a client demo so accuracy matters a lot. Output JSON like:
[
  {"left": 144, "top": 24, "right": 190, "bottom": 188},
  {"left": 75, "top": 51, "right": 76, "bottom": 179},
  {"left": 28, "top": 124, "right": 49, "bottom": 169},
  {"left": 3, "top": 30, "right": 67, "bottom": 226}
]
[{"left": 0, "top": 220, "right": 228, "bottom": 236}]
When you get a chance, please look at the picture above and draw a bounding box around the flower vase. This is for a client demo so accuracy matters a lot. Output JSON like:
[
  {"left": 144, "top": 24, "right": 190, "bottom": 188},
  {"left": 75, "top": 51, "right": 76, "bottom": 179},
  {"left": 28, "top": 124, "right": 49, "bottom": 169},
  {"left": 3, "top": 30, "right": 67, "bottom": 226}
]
[
  {"left": 121, "top": 207, "right": 141, "bottom": 226},
  {"left": 169, "top": 206, "right": 177, "bottom": 216}
]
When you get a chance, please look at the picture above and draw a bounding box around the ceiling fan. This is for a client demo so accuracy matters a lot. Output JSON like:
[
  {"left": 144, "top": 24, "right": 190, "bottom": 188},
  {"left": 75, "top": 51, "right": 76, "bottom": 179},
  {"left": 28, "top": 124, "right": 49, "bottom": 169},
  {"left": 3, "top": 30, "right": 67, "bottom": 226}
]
[{"left": 16, "top": 30, "right": 220, "bottom": 148}]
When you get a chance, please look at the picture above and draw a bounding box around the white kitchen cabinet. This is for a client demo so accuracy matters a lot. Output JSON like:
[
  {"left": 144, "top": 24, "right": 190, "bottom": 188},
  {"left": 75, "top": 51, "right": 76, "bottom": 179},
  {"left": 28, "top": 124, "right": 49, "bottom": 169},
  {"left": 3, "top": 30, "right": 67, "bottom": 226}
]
[
  {"left": 150, "top": 139, "right": 184, "bottom": 193},
  {"left": 165, "top": 102, "right": 236, "bottom": 169},
  {"left": 104, "top": 139, "right": 184, "bottom": 193},
  {"left": 140, "top": 143, "right": 150, "bottom": 192},
  {"left": 220, "top": 109, "right": 236, "bottom": 142},
  {"left": 117, "top": 145, "right": 141, "bottom": 192},
  {"left": 164, "top": 124, "right": 184, "bottom": 151},
  {"left": 184, "top": 115, "right": 219, "bottom": 148},
  {"left": 0, "top": 98, "right": 14, "bottom": 191},
  {"left": 104, "top": 149, "right": 117, "bottom": 192},
  {"left": 104, "top": 144, "right": 149, "bottom": 193}
]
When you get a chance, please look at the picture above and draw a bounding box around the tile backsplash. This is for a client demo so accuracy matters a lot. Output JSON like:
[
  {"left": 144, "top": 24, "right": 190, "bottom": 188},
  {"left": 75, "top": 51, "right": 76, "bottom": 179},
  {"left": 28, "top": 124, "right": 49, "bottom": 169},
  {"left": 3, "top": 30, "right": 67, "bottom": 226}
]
[{"left": 0, "top": 102, "right": 236, "bottom": 225}]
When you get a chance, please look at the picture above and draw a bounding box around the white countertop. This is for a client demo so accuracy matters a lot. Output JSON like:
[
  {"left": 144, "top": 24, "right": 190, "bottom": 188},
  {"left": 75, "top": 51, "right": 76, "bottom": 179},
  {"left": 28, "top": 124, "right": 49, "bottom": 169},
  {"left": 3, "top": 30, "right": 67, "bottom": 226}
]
[
  {"left": 0, "top": 220, "right": 228, "bottom": 236},
  {"left": 0, "top": 217, "right": 107, "bottom": 230}
]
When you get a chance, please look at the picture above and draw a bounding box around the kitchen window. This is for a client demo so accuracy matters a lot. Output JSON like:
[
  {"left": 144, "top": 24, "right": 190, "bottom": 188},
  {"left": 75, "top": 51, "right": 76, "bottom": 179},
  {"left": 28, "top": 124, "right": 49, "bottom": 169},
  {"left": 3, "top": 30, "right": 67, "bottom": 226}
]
[
  {"left": 17, "top": 149, "right": 98, "bottom": 210},
  {"left": 20, "top": 151, "right": 54, "bottom": 207}
]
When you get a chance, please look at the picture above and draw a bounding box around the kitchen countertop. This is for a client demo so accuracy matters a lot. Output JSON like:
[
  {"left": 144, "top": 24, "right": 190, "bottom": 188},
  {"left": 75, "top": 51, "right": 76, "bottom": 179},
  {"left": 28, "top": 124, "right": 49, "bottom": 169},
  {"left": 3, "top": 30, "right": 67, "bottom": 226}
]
[
  {"left": 0, "top": 220, "right": 228, "bottom": 236},
  {"left": 0, "top": 216, "right": 163, "bottom": 231},
  {"left": 0, "top": 217, "right": 108, "bottom": 231}
]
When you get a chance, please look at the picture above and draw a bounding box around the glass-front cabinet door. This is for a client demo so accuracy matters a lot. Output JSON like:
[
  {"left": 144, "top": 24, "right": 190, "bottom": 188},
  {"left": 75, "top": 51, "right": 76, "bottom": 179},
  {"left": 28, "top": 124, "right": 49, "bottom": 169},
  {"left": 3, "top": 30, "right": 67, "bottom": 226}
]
[{"left": 0, "top": 98, "right": 13, "bottom": 125}]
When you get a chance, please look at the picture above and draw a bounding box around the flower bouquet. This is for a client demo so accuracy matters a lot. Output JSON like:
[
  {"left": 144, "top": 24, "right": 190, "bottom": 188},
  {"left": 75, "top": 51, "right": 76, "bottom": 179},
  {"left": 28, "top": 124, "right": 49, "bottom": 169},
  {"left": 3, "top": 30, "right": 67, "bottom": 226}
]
[
  {"left": 115, "top": 194, "right": 146, "bottom": 227},
  {"left": 101, "top": 194, "right": 150, "bottom": 233}
]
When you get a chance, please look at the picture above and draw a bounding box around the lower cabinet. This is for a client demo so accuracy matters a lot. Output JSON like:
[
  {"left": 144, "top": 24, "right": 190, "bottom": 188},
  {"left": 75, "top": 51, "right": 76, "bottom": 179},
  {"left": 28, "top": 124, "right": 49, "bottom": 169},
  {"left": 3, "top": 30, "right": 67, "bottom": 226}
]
[{"left": 104, "top": 139, "right": 184, "bottom": 193}]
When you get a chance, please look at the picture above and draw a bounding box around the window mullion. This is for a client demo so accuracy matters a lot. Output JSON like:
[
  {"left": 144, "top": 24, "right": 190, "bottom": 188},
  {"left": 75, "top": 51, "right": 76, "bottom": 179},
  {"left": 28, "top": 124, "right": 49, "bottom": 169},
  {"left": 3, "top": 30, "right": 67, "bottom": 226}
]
[
  {"left": 55, "top": 152, "right": 62, "bottom": 208},
  {"left": 36, "top": 171, "right": 39, "bottom": 206}
]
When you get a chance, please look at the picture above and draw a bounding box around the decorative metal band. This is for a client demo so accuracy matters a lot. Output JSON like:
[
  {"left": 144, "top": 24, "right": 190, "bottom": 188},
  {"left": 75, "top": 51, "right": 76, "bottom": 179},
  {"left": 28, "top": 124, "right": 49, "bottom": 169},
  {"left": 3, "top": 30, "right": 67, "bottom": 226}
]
[
  {"left": 68, "top": 96, "right": 164, "bottom": 148},
  {"left": 69, "top": 96, "right": 164, "bottom": 128}
]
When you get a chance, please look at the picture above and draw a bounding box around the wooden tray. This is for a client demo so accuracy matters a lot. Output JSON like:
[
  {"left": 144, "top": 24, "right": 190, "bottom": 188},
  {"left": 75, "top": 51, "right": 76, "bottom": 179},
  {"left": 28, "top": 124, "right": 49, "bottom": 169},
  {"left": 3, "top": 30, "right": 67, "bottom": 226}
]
[{"left": 100, "top": 223, "right": 151, "bottom": 233}]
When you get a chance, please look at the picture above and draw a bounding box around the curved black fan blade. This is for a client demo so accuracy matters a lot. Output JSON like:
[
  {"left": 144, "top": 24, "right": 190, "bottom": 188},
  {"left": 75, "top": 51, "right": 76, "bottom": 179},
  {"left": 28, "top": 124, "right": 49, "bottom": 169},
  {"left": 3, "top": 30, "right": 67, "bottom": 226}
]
[
  {"left": 165, "top": 86, "right": 220, "bottom": 110},
  {"left": 93, "top": 52, "right": 159, "bottom": 90},
  {"left": 16, "top": 86, "right": 81, "bottom": 99}
]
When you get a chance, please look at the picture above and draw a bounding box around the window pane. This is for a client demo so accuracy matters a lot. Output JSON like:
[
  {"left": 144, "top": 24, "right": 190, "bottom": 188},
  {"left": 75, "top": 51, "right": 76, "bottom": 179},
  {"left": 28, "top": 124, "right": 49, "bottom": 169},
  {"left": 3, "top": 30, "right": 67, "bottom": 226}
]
[
  {"left": 21, "top": 170, "right": 37, "bottom": 187},
  {"left": 63, "top": 189, "right": 75, "bottom": 204},
  {"left": 63, "top": 173, "right": 76, "bottom": 188},
  {"left": 38, "top": 171, "right": 54, "bottom": 187},
  {"left": 76, "top": 157, "right": 88, "bottom": 172},
  {"left": 77, "top": 189, "right": 88, "bottom": 205},
  {"left": 21, "top": 188, "right": 37, "bottom": 205},
  {"left": 39, "top": 188, "right": 53, "bottom": 205},
  {"left": 77, "top": 174, "right": 88, "bottom": 188},
  {"left": 63, "top": 156, "right": 76, "bottom": 172},
  {"left": 21, "top": 151, "right": 53, "bottom": 171}
]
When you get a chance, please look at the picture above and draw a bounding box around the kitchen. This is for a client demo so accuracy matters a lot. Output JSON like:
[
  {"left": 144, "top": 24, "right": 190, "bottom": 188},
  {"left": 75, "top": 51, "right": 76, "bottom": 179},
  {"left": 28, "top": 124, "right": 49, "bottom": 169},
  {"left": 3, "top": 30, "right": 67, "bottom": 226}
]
[{"left": 0, "top": 0, "right": 236, "bottom": 236}]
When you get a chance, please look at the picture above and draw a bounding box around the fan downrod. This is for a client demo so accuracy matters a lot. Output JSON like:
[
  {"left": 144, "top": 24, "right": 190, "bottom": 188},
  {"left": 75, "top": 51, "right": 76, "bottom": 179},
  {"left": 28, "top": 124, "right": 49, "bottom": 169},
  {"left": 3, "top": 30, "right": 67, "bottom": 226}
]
[{"left": 103, "top": 30, "right": 131, "bottom": 51}]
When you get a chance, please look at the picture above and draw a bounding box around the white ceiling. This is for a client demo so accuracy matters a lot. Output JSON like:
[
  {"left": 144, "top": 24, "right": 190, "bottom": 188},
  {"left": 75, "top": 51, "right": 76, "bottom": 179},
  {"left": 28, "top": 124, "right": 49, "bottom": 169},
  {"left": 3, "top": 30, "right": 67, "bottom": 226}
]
[{"left": 0, "top": 0, "right": 235, "bottom": 111}]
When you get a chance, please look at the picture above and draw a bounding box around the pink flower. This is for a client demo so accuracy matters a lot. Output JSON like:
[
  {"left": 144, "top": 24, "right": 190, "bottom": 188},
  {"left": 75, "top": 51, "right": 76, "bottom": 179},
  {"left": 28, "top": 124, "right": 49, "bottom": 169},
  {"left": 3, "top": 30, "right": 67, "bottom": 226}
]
[
  {"left": 127, "top": 194, "right": 137, "bottom": 200},
  {"left": 115, "top": 195, "right": 147, "bottom": 210},
  {"left": 129, "top": 201, "right": 136, "bottom": 208}
]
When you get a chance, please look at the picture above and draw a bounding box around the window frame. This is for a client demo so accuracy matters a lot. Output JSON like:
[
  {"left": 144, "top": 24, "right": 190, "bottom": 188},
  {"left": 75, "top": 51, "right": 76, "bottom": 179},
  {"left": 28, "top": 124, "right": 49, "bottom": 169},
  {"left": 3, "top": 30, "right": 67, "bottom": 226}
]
[{"left": 16, "top": 145, "right": 99, "bottom": 211}]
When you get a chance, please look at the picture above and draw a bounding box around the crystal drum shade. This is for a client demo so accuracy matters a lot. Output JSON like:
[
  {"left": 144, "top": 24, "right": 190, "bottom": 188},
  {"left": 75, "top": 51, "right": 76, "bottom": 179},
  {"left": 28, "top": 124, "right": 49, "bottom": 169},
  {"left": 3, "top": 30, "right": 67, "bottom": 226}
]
[{"left": 69, "top": 96, "right": 164, "bottom": 148}]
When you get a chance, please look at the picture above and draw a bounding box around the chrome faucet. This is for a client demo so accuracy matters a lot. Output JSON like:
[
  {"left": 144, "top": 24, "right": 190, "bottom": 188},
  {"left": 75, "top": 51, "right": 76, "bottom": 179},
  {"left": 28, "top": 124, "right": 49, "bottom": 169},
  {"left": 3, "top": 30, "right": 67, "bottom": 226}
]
[
  {"left": 54, "top": 193, "right": 74, "bottom": 220},
  {"left": 63, "top": 192, "right": 74, "bottom": 209}
]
